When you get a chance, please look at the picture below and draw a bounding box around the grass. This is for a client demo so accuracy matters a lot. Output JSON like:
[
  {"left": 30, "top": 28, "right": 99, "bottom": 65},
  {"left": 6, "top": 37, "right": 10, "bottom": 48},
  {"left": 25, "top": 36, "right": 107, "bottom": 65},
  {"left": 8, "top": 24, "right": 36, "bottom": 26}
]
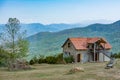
[{"left": 0, "top": 60, "right": 120, "bottom": 80}]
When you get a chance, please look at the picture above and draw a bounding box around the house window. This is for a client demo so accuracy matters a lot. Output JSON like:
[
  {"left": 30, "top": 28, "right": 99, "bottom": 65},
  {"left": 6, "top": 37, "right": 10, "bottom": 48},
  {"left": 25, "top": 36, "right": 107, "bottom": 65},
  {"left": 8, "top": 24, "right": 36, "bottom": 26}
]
[
  {"left": 68, "top": 43, "right": 70, "bottom": 48},
  {"left": 65, "top": 52, "right": 70, "bottom": 55},
  {"left": 64, "top": 52, "right": 71, "bottom": 57},
  {"left": 68, "top": 52, "right": 70, "bottom": 55},
  {"left": 65, "top": 52, "right": 67, "bottom": 54}
]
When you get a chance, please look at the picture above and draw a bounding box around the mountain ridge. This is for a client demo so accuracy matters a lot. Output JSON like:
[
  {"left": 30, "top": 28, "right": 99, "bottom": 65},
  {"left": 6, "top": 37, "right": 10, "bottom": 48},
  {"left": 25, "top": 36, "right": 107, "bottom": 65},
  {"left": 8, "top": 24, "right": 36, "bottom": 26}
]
[
  {"left": 26, "top": 20, "right": 120, "bottom": 59},
  {"left": 0, "top": 23, "right": 82, "bottom": 36},
  {"left": 1, "top": 20, "right": 120, "bottom": 59}
]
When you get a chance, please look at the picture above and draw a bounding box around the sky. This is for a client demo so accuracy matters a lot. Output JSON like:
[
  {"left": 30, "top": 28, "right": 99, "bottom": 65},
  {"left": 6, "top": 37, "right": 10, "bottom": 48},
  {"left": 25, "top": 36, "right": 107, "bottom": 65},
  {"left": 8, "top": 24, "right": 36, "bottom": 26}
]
[{"left": 0, "top": 0, "right": 120, "bottom": 24}]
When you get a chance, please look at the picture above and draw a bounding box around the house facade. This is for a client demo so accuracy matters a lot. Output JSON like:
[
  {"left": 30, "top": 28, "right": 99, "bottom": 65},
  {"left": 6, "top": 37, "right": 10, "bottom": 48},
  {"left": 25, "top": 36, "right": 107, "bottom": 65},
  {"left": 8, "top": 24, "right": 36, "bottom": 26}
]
[{"left": 62, "top": 37, "right": 112, "bottom": 63}]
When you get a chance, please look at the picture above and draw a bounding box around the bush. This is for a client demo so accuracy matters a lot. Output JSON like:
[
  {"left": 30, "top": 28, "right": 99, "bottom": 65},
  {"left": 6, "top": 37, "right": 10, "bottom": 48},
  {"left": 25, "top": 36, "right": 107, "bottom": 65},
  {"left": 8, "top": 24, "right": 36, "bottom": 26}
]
[
  {"left": 0, "top": 48, "right": 9, "bottom": 67},
  {"left": 111, "top": 52, "right": 120, "bottom": 58},
  {"left": 38, "top": 53, "right": 65, "bottom": 64},
  {"left": 0, "top": 58, "right": 7, "bottom": 67},
  {"left": 29, "top": 59, "right": 35, "bottom": 65},
  {"left": 29, "top": 53, "right": 65, "bottom": 64},
  {"left": 29, "top": 56, "right": 38, "bottom": 65},
  {"left": 56, "top": 53, "right": 65, "bottom": 64},
  {"left": 45, "top": 56, "right": 57, "bottom": 64},
  {"left": 38, "top": 55, "right": 46, "bottom": 64},
  {"left": 64, "top": 55, "right": 74, "bottom": 63}
]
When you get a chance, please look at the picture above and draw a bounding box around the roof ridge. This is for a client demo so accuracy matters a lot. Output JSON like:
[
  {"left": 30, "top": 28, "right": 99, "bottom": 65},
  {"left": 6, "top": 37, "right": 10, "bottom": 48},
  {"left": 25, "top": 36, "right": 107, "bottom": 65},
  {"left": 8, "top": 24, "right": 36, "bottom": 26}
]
[{"left": 62, "top": 37, "right": 112, "bottom": 50}]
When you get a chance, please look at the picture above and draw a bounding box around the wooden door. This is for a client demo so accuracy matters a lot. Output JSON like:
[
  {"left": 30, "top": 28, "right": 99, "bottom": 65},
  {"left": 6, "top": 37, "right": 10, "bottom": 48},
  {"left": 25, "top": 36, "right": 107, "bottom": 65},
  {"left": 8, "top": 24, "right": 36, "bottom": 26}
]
[
  {"left": 95, "top": 53, "right": 99, "bottom": 61},
  {"left": 77, "top": 54, "right": 81, "bottom": 62}
]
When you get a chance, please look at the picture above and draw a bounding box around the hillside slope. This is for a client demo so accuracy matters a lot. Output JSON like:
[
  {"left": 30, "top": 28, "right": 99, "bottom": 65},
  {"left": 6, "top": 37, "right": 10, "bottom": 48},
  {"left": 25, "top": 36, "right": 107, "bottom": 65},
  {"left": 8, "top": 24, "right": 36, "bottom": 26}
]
[{"left": 27, "top": 20, "right": 120, "bottom": 58}]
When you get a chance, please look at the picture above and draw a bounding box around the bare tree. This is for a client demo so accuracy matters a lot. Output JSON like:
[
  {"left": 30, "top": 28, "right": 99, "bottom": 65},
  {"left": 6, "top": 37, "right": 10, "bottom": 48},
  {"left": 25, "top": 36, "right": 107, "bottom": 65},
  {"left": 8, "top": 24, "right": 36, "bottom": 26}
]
[
  {"left": 5, "top": 18, "right": 20, "bottom": 57},
  {"left": 1, "top": 18, "right": 29, "bottom": 70}
]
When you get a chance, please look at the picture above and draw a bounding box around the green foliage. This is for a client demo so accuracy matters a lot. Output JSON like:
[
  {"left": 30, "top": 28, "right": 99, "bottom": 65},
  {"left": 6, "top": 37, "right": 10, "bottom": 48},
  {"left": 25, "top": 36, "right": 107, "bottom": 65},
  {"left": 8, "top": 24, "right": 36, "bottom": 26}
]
[
  {"left": 3, "top": 18, "right": 19, "bottom": 59},
  {"left": 0, "top": 47, "right": 9, "bottom": 67},
  {"left": 33, "top": 56, "right": 38, "bottom": 63},
  {"left": 38, "top": 55, "right": 46, "bottom": 64},
  {"left": 2, "top": 18, "right": 29, "bottom": 59},
  {"left": 29, "top": 56, "right": 38, "bottom": 65},
  {"left": 45, "top": 53, "right": 64, "bottom": 64},
  {"left": 64, "top": 55, "right": 74, "bottom": 63},
  {"left": 29, "top": 59, "right": 35, "bottom": 65},
  {"left": 27, "top": 21, "right": 120, "bottom": 57},
  {"left": 0, "top": 58, "right": 6, "bottom": 67},
  {"left": 55, "top": 53, "right": 64, "bottom": 64},
  {"left": 45, "top": 56, "right": 57, "bottom": 64},
  {"left": 17, "top": 38, "right": 29, "bottom": 58},
  {"left": 29, "top": 53, "right": 64, "bottom": 64},
  {"left": 111, "top": 52, "right": 120, "bottom": 58},
  {"left": 0, "top": 18, "right": 29, "bottom": 70}
]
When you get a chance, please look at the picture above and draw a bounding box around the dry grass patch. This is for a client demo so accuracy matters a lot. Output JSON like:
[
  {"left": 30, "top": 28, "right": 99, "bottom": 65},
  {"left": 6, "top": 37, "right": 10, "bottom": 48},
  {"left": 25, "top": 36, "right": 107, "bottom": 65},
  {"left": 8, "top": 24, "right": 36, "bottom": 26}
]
[{"left": 0, "top": 60, "right": 120, "bottom": 80}]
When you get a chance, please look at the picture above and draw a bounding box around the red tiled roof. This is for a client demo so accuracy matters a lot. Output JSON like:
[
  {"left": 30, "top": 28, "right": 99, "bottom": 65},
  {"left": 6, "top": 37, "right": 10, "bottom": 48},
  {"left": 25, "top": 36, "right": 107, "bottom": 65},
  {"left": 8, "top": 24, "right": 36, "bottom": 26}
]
[
  {"left": 69, "top": 38, "right": 88, "bottom": 50},
  {"left": 62, "top": 37, "right": 112, "bottom": 50},
  {"left": 87, "top": 37, "right": 100, "bottom": 43}
]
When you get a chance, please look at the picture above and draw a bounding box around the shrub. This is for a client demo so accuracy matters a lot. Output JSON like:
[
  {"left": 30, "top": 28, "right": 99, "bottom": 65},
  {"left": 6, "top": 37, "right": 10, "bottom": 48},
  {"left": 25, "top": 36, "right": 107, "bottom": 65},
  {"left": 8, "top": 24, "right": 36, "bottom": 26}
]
[
  {"left": 0, "top": 49, "right": 9, "bottom": 67},
  {"left": 111, "top": 52, "right": 120, "bottom": 58},
  {"left": 29, "top": 56, "right": 38, "bottom": 65},
  {"left": 29, "top": 53, "right": 66, "bottom": 64},
  {"left": 56, "top": 53, "right": 65, "bottom": 64},
  {"left": 33, "top": 57, "right": 38, "bottom": 63},
  {"left": 45, "top": 56, "right": 57, "bottom": 64},
  {"left": 0, "top": 58, "right": 7, "bottom": 67},
  {"left": 29, "top": 59, "right": 35, "bottom": 65},
  {"left": 38, "top": 53, "right": 65, "bottom": 64},
  {"left": 64, "top": 55, "right": 74, "bottom": 63},
  {"left": 38, "top": 55, "right": 46, "bottom": 64}
]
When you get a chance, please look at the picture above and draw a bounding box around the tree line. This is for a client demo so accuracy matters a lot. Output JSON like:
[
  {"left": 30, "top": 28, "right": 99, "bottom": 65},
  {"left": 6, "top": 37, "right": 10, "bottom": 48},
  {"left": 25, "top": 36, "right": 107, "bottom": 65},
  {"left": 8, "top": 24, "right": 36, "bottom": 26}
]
[{"left": 29, "top": 53, "right": 74, "bottom": 65}]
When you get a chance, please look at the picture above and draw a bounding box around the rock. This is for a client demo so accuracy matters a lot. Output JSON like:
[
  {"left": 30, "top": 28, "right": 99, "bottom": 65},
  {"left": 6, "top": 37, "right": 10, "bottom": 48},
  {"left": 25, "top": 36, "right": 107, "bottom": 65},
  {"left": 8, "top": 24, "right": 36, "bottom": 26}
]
[
  {"left": 8, "top": 59, "right": 31, "bottom": 71},
  {"left": 69, "top": 67, "right": 84, "bottom": 73},
  {"left": 74, "top": 67, "right": 84, "bottom": 72}
]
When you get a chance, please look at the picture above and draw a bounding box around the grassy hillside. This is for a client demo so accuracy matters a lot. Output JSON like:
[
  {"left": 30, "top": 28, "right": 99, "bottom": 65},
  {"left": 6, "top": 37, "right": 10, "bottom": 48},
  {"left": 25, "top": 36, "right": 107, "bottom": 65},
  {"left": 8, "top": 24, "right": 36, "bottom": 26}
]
[
  {"left": 27, "top": 20, "right": 120, "bottom": 58},
  {"left": 0, "top": 60, "right": 120, "bottom": 80}
]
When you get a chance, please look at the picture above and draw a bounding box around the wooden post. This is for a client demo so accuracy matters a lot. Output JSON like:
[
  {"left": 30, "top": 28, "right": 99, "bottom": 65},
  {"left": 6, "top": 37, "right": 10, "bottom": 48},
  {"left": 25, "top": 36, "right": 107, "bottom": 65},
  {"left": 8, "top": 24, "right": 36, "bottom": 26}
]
[
  {"left": 97, "top": 53, "right": 99, "bottom": 62},
  {"left": 103, "top": 53, "right": 104, "bottom": 61},
  {"left": 89, "top": 52, "right": 90, "bottom": 62},
  {"left": 104, "top": 43, "right": 105, "bottom": 49},
  {"left": 94, "top": 43, "right": 95, "bottom": 62},
  {"left": 88, "top": 45, "right": 90, "bottom": 62},
  {"left": 103, "top": 43, "right": 105, "bottom": 61}
]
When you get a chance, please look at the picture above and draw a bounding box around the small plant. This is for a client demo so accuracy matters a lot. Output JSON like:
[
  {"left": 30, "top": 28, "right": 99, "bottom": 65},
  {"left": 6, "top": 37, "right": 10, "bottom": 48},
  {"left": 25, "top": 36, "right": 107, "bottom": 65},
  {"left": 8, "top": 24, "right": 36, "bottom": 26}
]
[{"left": 64, "top": 55, "right": 74, "bottom": 63}]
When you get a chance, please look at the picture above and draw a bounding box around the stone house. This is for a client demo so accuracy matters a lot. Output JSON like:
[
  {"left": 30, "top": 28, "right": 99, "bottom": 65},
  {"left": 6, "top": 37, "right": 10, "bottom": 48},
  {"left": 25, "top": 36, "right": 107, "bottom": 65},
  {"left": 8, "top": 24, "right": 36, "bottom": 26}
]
[{"left": 62, "top": 37, "right": 112, "bottom": 63}]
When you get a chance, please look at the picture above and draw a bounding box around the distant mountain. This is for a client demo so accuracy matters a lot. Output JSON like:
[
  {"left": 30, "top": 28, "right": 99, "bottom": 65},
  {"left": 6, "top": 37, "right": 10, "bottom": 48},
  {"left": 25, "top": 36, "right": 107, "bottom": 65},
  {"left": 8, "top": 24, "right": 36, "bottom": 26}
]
[
  {"left": 27, "top": 20, "right": 120, "bottom": 59},
  {"left": 0, "top": 23, "right": 82, "bottom": 36},
  {"left": 80, "top": 19, "right": 113, "bottom": 25},
  {"left": 1, "top": 20, "right": 120, "bottom": 60}
]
